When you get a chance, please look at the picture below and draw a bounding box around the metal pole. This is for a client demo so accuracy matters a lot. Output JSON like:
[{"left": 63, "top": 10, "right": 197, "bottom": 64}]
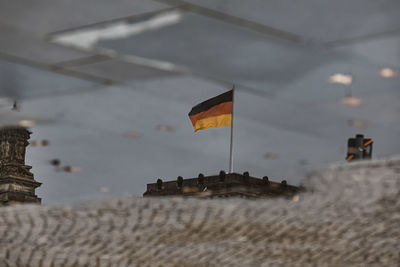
[{"left": 229, "top": 85, "right": 235, "bottom": 173}]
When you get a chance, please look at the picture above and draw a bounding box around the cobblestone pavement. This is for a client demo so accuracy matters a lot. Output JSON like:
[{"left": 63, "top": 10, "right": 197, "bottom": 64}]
[{"left": 1, "top": 157, "right": 399, "bottom": 266}]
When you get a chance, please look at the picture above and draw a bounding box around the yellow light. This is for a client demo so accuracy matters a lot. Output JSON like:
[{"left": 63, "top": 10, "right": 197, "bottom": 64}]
[
  {"left": 18, "top": 120, "right": 35, "bottom": 127},
  {"left": 124, "top": 131, "right": 142, "bottom": 138},
  {"left": 264, "top": 152, "right": 278, "bottom": 159},
  {"left": 379, "top": 68, "right": 398, "bottom": 78},
  {"left": 29, "top": 139, "right": 50, "bottom": 147},
  {"left": 292, "top": 195, "right": 299, "bottom": 202},
  {"left": 99, "top": 186, "right": 110, "bottom": 193},
  {"left": 156, "top": 125, "right": 173, "bottom": 132},
  {"left": 329, "top": 73, "right": 353, "bottom": 85},
  {"left": 340, "top": 96, "right": 362, "bottom": 107},
  {"left": 183, "top": 186, "right": 198, "bottom": 193}
]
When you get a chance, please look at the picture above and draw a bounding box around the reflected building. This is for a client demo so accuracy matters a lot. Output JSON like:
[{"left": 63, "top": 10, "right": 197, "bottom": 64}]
[
  {"left": 0, "top": 126, "right": 41, "bottom": 205},
  {"left": 144, "top": 171, "right": 300, "bottom": 199}
]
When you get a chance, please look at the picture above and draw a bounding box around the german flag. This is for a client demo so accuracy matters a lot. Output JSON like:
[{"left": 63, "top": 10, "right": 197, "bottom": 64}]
[{"left": 188, "top": 90, "right": 233, "bottom": 132}]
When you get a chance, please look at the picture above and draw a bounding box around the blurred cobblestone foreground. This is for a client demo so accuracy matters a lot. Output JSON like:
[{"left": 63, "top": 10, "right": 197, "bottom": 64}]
[{"left": 1, "top": 157, "right": 399, "bottom": 267}]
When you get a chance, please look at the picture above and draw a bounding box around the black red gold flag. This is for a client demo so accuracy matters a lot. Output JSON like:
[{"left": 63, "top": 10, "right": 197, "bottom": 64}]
[{"left": 188, "top": 90, "right": 233, "bottom": 132}]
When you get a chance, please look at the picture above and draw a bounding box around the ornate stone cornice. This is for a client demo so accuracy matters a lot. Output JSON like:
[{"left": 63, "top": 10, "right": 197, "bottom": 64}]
[{"left": 0, "top": 126, "right": 41, "bottom": 205}]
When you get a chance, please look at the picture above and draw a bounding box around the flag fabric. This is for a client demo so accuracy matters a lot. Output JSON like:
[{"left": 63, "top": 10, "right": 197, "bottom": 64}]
[{"left": 188, "top": 90, "right": 233, "bottom": 132}]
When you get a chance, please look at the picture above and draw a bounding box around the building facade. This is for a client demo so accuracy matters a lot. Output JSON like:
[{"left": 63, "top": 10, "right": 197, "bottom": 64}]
[
  {"left": 0, "top": 126, "right": 41, "bottom": 205},
  {"left": 144, "top": 171, "right": 300, "bottom": 198}
]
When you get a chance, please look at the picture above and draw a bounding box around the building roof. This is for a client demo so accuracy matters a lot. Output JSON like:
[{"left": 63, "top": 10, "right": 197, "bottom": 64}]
[{"left": 144, "top": 172, "right": 300, "bottom": 198}]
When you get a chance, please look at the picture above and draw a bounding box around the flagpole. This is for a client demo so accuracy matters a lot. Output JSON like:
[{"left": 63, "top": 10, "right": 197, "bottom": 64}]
[{"left": 229, "top": 85, "right": 235, "bottom": 173}]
